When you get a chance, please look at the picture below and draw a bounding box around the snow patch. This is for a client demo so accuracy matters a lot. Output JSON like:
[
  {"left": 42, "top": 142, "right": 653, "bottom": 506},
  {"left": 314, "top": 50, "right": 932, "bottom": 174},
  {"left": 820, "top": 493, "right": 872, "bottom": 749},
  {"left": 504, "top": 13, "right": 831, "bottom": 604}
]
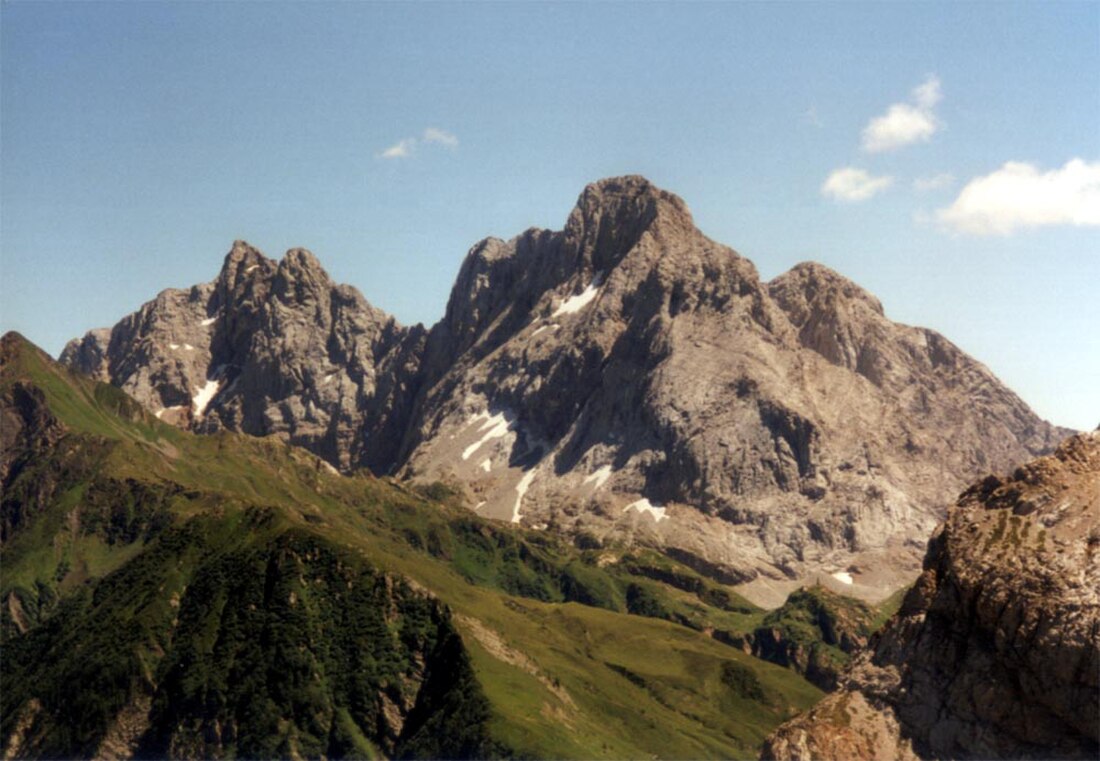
[
  {"left": 480, "top": 458, "right": 492, "bottom": 473},
  {"left": 831, "top": 571, "right": 854, "bottom": 585},
  {"left": 192, "top": 378, "right": 222, "bottom": 417},
  {"left": 623, "top": 498, "right": 669, "bottom": 523},
  {"left": 182, "top": 343, "right": 195, "bottom": 351},
  {"left": 154, "top": 405, "right": 187, "bottom": 420},
  {"left": 552, "top": 276, "right": 602, "bottom": 317},
  {"left": 321, "top": 373, "right": 337, "bottom": 386},
  {"left": 200, "top": 316, "right": 217, "bottom": 327},
  {"left": 462, "top": 411, "right": 512, "bottom": 460},
  {"left": 322, "top": 461, "right": 340, "bottom": 476},
  {"left": 512, "top": 469, "right": 537, "bottom": 523},
  {"left": 474, "top": 501, "right": 486, "bottom": 511},
  {"left": 245, "top": 264, "right": 259, "bottom": 273},
  {"left": 584, "top": 465, "right": 613, "bottom": 489},
  {"left": 168, "top": 343, "right": 180, "bottom": 350},
  {"left": 531, "top": 323, "right": 561, "bottom": 337}
]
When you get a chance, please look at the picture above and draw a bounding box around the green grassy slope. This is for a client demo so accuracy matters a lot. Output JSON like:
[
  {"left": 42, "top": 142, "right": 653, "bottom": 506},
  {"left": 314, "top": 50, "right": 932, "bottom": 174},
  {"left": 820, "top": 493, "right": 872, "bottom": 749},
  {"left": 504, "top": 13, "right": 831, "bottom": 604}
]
[
  {"left": 747, "top": 584, "right": 910, "bottom": 691},
  {"left": 1, "top": 333, "right": 822, "bottom": 759}
]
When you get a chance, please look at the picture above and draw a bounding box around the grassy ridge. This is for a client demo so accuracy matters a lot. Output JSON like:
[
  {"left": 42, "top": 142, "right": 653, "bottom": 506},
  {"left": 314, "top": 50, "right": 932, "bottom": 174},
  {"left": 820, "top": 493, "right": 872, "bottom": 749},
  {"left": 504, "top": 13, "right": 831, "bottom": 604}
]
[
  {"left": 748, "top": 584, "right": 910, "bottom": 691},
  {"left": 3, "top": 510, "right": 499, "bottom": 759}
]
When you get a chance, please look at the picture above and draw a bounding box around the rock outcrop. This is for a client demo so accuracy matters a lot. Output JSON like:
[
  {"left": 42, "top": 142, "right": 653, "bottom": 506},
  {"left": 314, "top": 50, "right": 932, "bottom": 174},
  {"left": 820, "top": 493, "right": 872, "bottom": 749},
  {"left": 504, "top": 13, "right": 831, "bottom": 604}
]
[
  {"left": 61, "top": 176, "right": 1071, "bottom": 596},
  {"left": 761, "top": 431, "right": 1100, "bottom": 760}
]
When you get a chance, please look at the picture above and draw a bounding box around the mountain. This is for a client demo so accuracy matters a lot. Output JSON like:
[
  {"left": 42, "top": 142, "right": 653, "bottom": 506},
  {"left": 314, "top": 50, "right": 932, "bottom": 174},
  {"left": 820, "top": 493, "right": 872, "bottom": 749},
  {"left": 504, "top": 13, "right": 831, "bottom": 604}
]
[
  {"left": 60, "top": 242, "right": 426, "bottom": 474},
  {"left": 761, "top": 431, "right": 1100, "bottom": 760},
  {"left": 61, "top": 176, "right": 1071, "bottom": 603},
  {"left": 3, "top": 332, "right": 826, "bottom": 759}
]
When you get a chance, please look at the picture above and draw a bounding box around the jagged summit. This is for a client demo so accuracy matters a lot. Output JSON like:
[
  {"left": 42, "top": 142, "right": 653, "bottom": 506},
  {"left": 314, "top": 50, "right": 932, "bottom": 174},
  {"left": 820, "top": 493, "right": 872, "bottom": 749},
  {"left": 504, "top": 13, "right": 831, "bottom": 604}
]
[
  {"left": 59, "top": 178, "right": 1070, "bottom": 599},
  {"left": 223, "top": 238, "right": 268, "bottom": 266},
  {"left": 62, "top": 239, "right": 425, "bottom": 472},
  {"left": 572, "top": 175, "right": 693, "bottom": 224},
  {"left": 217, "top": 241, "right": 331, "bottom": 286},
  {"left": 563, "top": 175, "right": 696, "bottom": 268}
]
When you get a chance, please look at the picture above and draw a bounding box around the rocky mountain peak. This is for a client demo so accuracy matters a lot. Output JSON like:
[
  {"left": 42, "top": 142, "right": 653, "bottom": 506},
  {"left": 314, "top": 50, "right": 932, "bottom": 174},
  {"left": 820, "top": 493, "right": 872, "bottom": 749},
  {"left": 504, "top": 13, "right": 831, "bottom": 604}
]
[
  {"left": 563, "top": 175, "right": 695, "bottom": 275},
  {"left": 394, "top": 179, "right": 1068, "bottom": 598},
  {"left": 219, "top": 239, "right": 271, "bottom": 281},
  {"left": 60, "top": 240, "right": 427, "bottom": 472},
  {"left": 767, "top": 259, "right": 1004, "bottom": 399},
  {"left": 279, "top": 247, "right": 328, "bottom": 279},
  {"left": 433, "top": 176, "right": 705, "bottom": 364},
  {"left": 59, "top": 178, "right": 1070, "bottom": 601},
  {"left": 570, "top": 175, "right": 691, "bottom": 227},
  {"left": 272, "top": 247, "right": 334, "bottom": 313},
  {"left": 770, "top": 261, "right": 886, "bottom": 319}
]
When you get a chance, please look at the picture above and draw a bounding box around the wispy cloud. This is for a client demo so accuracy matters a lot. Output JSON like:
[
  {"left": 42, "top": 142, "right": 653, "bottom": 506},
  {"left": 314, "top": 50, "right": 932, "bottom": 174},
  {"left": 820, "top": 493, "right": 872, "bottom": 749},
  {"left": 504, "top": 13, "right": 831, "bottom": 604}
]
[
  {"left": 937, "top": 158, "right": 1100, "bottom": 235},
  {"left": 912, "top": 76, "right": 942, "bottom": 111},
  {"left": 422, "top": 127, "right": 458, "bottom": 147},
  {"left": 377, "top": 128, "right": 459, "bottom": 159},
  {"left": 861, "top": 75, "right": 942, "bottom": 153},
  {"left": 821, "top": 167, "right": 894, "bottom": 202},
  {"left": 379, "top": 138, "right": 416, "bottom": 159},
  {"left": 803, "top": 105, "right": 823, "bottom": 128},
  {"left": 913, "top": 172, "right": 955, "bottom": 192}
]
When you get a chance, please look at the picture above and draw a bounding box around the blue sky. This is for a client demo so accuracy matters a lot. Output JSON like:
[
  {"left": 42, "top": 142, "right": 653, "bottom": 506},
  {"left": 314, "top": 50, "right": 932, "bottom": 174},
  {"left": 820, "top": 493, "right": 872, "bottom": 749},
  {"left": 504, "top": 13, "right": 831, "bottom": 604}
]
[{"left": 2, "top": 1, "right": 1097, "bottom": 430}]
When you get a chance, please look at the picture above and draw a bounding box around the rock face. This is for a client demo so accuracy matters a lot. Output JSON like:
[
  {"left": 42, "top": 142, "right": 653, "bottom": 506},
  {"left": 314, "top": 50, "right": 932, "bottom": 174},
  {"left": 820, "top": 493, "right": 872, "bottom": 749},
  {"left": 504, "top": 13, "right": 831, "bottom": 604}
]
[
  {"left": 62, "top": 176, "right": 1070, "bottom": 594},
  {"left": 761, "top": 431, "right": 1100, "bottom": 760},
  {"left": 62, "top": 242, "right": 426, "bottom": 472},
  {"left": 392, "top": 177, "right": 1068, "bottom": 591}
]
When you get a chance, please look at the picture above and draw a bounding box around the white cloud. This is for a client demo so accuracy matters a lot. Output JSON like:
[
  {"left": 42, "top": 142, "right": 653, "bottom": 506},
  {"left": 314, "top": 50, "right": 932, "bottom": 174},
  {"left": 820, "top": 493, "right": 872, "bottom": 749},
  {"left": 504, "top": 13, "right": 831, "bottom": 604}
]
[
  {"left": 378, "top": 127, "right": 459, "bottom": 159},
  {"left": 913, "top": 172, "right": 955, "bottom": 192},
  {"left": 379, "top": 138, "right": 416, "bottom": 159},
  {"left": 937, "top": 158, "right": 1100, "bottom": 235},
  {"left": 422, "top": 127, "right": 458, "bottom": 147},
  {"left": 822, "top": 167, "right": 894, "bottom": 202},
  {"left": 861, "top": 75, "right": 942, "bottom": 153},
  {"left": 912, "top": 76, "right": 942, "bottom": 110}
]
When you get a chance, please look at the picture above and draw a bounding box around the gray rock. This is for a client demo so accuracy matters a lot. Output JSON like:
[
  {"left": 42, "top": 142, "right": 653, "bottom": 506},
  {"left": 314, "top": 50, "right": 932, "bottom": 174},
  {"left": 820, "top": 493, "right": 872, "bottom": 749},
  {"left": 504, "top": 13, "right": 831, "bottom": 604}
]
[
  {"left": 398, "top": 177, "right": 1069, "bottom": 592},
  {"left": 61, "top": 240, "right": 426, "bottom": 473},
  {"left": 61, "top": 177, "right": 1071, "bottom": 594}
]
